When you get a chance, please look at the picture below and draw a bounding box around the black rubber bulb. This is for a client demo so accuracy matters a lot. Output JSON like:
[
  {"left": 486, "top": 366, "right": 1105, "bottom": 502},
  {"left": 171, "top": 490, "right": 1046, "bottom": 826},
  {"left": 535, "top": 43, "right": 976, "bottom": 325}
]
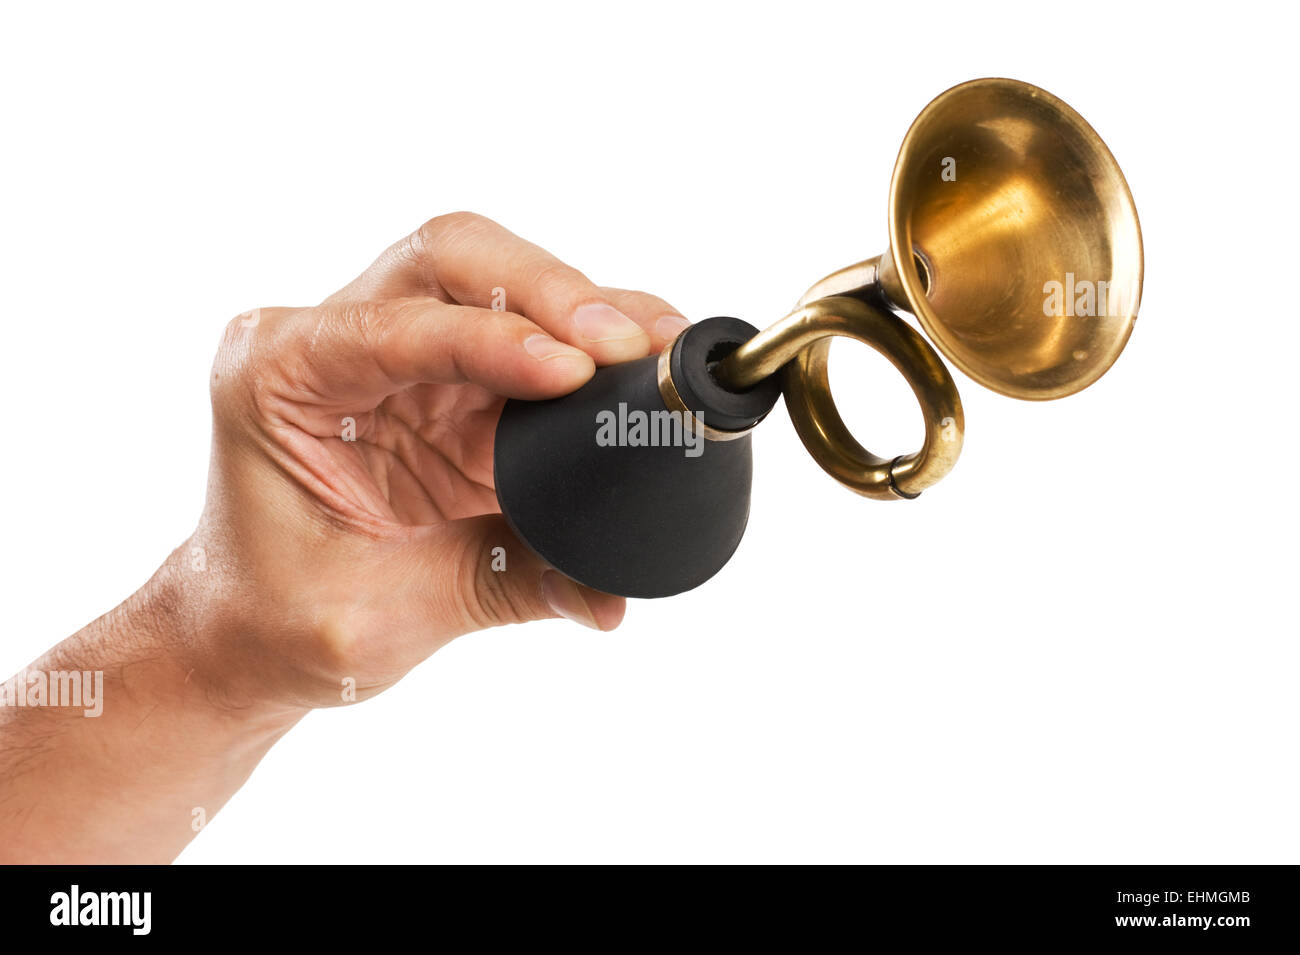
[{"left": 494, "top": 317, "right": 782, "bottom": 598}]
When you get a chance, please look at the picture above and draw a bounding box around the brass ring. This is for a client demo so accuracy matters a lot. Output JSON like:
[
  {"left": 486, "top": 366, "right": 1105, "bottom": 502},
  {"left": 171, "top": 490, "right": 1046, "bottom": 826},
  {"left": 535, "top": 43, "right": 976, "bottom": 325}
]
[
  {"left": 656, "top": 343, "right": 759, "bottom": 442},
  {"left": 718, "top": 296, "right": 964, "bottom": 499}
]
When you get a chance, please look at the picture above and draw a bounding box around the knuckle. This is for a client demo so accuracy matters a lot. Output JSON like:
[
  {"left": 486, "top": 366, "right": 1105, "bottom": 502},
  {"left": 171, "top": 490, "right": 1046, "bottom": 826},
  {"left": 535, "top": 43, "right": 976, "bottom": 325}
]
[
  {"left": 323, "top": 300, "right": 390, "bottom": 365},
  {"left": 210, "top": 310, "right": 262, "bottom": 410},
  {"left": 529, "top": 260, "right": 588, "bottom": 301},
  {"left": 417, "top": 210, "right": 494, "bottom": 254},
  {"left": 209, "top": 306, "right": 304, "bottom": 420},
  {"left": 346, "top": 298, "right": 416, "bottom": 366},
  {"left": 341, "top": 299, "right": 382, "bottom": 343}
]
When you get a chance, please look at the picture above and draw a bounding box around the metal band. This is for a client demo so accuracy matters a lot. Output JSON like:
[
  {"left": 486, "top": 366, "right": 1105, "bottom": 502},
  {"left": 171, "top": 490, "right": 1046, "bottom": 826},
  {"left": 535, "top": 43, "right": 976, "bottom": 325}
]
[{"left": 656, "top": 343, "right": 758, "bottom": 443}]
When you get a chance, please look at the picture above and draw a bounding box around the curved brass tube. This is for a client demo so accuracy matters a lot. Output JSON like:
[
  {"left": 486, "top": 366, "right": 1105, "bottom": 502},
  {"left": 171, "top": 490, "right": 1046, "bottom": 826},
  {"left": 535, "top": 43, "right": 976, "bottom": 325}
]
[
  {"left": 710, "top": 77, "right": 1141, "bottom": 499},
  {"left": 714, "top": 296, "right": 964, "bottom": 500}
]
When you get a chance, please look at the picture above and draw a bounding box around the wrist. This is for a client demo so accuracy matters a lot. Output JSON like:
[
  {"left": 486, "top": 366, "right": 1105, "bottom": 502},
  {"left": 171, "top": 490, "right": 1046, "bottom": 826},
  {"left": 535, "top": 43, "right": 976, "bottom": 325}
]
[
  {"left": 118, "top": 538, "right": 310, "bottom": 729},
  {"left": 0, "top": 542, "right": 306, "bottom": 862}
]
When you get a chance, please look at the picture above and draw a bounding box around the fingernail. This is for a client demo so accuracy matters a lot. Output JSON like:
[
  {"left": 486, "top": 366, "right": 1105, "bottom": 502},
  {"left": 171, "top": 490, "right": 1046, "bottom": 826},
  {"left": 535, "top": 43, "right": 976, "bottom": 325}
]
[
  {"left": 541, "top": 570, "right": 600, "bottom": 630},
  {"left": 572, "top": 303, "right": 645, "bottom": 343},
  {"left": 524, "top": 333, "right": 585, "bottom": 361},
  {"left": 654, "top": 315, "right": 690, "bottom": 341}
]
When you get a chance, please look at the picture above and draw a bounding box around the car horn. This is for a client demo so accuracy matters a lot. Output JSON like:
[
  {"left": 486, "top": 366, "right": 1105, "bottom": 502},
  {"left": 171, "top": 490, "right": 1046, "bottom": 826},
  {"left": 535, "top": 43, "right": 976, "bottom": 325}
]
[{"left": 494, "top": 77, "right": 1144, "bottom": 598}]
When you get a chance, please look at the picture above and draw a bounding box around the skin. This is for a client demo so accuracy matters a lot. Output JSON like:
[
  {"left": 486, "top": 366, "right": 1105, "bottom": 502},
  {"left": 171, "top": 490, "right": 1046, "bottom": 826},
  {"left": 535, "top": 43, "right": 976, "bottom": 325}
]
[{"left": 0, "top": 212, "right": 691, "bottom": 863}]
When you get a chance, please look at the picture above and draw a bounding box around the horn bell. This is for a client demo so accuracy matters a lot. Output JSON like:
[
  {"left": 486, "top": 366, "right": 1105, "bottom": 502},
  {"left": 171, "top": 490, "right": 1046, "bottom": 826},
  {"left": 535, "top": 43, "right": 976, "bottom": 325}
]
[{"left": 882, "top": 77, "right": 1143, "bottom": 400}]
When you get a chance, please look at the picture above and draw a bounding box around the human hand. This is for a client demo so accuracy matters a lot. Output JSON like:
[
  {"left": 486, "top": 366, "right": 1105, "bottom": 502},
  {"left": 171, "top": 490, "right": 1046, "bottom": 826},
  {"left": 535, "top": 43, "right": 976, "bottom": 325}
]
[
  {"left": 194, "top": 212, "right": 691, "bottom": 712},
  {"left": 0, "top": 213, "right": 696, "bottom": 863}
]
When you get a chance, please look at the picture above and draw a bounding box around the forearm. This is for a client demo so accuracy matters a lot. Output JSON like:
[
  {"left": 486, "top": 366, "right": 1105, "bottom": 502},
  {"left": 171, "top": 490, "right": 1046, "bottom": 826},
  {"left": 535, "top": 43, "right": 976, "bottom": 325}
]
[{"left": 0, "top": 546, "right": 305, "bottom": 863}]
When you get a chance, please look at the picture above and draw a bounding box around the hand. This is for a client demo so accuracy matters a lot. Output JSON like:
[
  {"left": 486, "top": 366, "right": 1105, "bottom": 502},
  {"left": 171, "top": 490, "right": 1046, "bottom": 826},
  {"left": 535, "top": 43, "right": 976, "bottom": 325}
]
[
  {"left": 196, "top": 212, "right": 691, "bottom": 712},
  {"left": 3, "top": 212, "right": 694, "bottom": 863}
]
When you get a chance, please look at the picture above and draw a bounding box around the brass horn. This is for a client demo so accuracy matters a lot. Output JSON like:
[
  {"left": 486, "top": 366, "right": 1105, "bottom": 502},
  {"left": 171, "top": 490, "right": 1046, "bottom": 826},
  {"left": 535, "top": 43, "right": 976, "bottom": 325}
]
[
  {"left": 714, "top": 77, "right": 1144, "bottom": 499},
  {"left": 493, "top": 77, "right": 1144, "bottom": 598}
]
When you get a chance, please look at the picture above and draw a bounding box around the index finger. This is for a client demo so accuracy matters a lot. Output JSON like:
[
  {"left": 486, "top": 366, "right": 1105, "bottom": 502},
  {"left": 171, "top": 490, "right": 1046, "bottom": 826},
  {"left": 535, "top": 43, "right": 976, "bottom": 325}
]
[{"left": 355, "top": 213, "right": 655, "bottom": 366}]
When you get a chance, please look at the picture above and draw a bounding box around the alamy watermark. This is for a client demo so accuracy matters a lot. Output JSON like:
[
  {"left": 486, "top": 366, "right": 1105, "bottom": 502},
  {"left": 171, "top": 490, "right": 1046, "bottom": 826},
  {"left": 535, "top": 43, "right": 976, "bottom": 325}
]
[
  {"left": 50, "top": 885, "right": 150, "bottom": 935},
  {"left": 596, "top": 404, "right": 704, "bottom": 458},
  {"left": 1043, "top": 272, "right": 1117, "bottom": 318},
  {"left": 1, "top": 669, "right": 104, "bottom": 717}
]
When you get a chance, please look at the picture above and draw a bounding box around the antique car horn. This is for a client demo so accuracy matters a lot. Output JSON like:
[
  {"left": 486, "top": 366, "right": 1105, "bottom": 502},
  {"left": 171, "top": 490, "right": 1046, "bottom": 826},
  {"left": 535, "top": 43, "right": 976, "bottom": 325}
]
[{"left": 495, "top": 77, "right": 1143, "bottom": 598}]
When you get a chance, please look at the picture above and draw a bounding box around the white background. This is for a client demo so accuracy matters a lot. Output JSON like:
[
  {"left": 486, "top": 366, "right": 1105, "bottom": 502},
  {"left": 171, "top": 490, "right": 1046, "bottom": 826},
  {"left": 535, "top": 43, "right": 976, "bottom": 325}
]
[{"left": 2, "top": 2, "right": 1296, "bottom": 863}]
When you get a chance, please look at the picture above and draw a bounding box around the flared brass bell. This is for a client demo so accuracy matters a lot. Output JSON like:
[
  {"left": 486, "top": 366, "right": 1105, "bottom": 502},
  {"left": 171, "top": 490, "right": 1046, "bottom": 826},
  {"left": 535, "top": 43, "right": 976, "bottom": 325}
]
[{"left": 714, "top": 77, "right": 1144, "bottom": 499}]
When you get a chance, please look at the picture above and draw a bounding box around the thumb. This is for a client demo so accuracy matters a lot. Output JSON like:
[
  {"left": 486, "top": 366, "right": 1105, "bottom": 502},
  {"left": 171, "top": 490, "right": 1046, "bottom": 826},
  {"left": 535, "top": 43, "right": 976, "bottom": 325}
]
[{"left": 423, "top": 514, "right": 627, "bottom": 636}]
